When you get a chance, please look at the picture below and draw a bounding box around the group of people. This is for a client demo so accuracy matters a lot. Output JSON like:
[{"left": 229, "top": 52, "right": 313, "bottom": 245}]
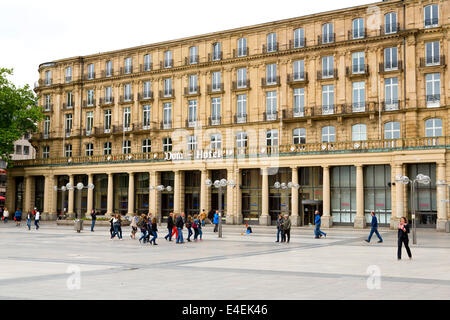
[
  {"left": 0, "top": 207, "right": 40, "bottom": 230},
  {"left": 164, "top": 212, "right": 205, "bottom": 244}
]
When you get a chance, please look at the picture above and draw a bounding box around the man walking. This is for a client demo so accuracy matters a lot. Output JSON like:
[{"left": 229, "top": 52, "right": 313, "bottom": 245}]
[
  {"left": 365, "top": 211, "right": 383, "bottom": 243},
  {"left": 34, "top": 209, "right": 40, "bottom": 230},
  {"left": 283, "top": 214, "right": 291, "bottom": 243},
  {"left": 314, "top": 210, "right": 327, "bottom": 239},
  {"left": 175, "top": 212, "right": 185, "bottom": 244},
  {"left": 276, "top": 214, "right": 284, "bottom": 242},
  {"left": 90, "top": 209, "right": 97, "bottom": 232},
  {"left": 213, "top": 210, "right": 219, "bottom": 233},
  {"left": 165, "top": 212, "right": 174, "bottom": 241}
]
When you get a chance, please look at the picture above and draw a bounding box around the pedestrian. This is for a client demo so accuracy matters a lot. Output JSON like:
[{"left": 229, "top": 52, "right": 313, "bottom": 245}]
[
  {"left": 200, "top": 209, "right": 206, "bottom": 227},
  {"left": 130, "top": 214, "right": 138, "bottom": 239},
  {"left": 165, "top": 212, "right": 174, "bottom": 241},
  {"left": 138, "top": 214, "right": 148, "bottom": 243},
  {"left": 110, "top": 213, "right": 123, "bottom": 240},
  {"left": 276, "top": 214, "right": 284, "bottom": 242},
  {"left": 314, "top": 210, "right": 327, "bottom": 239},
  {"left": 109, "top": 216, "right": 114, "bottom": 237},
  {"left": 149, "top": 217, "right": 158, "bottom": 245},
  {"left": 175, "top": 212, "right": 185, "bottom": 244},
  {"left": 283, "top": 214, "right": 291, "bottom": 243},
  {"left": 145, "top": 213, "right": 153, "bottom": 243},
  {"left": 213, "top": 210, "right": 219, "bottom": 232},
  {"left": 14, "top": 208, "right": 22, "bottom": 226},
  {"left": 34, "top": 209, "right": 40, "bottom": 230},
  {"left": 3, "top": 207, "right": 9, "bottom": 223},
  {"left": 397, "top": 217, "right": 412, "bottom": 260},
  {"left": 90, "top": 209, "right": 97, "bottom": 232},
  {"left": 193, "top": 214, "right": 200, "bottom": 241},
  {"left": 365, "top": 211, "right": 383, "bottom": 243},
  {"left": 186, "top": 215, "right": 193, "bottom": 242},
  {"left": 171, "top": 213, "right": 179, "bottom": 239},
  {"left": 208, "top": 209, "right": 214, "bottom": 224},
  {"left": 26, "top": 210, "right": 32, "bottom": 230}
]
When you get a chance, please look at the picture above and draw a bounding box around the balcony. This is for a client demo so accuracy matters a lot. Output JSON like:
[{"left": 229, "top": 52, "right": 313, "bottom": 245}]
[
  {"left": 41, "top": 79, "right": 52, "bottom": 86},
  {"left": 160, "top": 60, "right": 173, "bottom": 68},
  {"left": 135, "top": 123, "right": 152, "bottom": 131},
  {"left": 318, "top": 33, "right": 335, "bottom": 45},
  {"left": 348, "top": 29, "right": 366, "bottom": 40},
  {"left": 346, "top": 65, "right": 369, "bottom": 78},
  {"left": 120, "top": 66, "right": 133, "bottom": 75},
  {"left": 262, "top": 43, "right": 278, "bottom": 53},
  {"left": 420, "top": 55, "right": 445, "bottom": 68},
  {"left": 261, "top": 76, "right": 280, "bottom": 87},
  {"left": 185, "top": 119, "right": 198, "bottom": 128},
  {"left": 62, "top": 102, "right": 74, "bottom": 110},
  {"left": 287, "top": 72, "right": 308, "bottom": 86},
  {"left": 264, "top": 112, "right": 278, "bottom": 121},
  {"left": 209, "top": 117, "right": 221, "bottom": 126},
  {"left": 99, "top": 97, "right": 114, "bottom": 106},
  {"left": 184, "top": 86, "right": 200, "bottom": 96},
  {"left": 43, "top": 104, "right": 53, "bottom": 112},
  {"left": 138, "top": 92, "right": 154, "bottom": 101},
  {"left": 207, "top": 83, "right": 224, "bottom": 94},
  {"left": 140, "top": 63, "right": 153, "bottom": 72},
  {"left": 83, "top": 73, "right": 95, "bottom": 80},
  {"left": 185, "top": 56, "right": 199, "bottom": 65},
  {"left": 208, "top": 52, "right": 222, "bottom": 61},
  {"left": 82, "top": 100, "right": 96, "bottom": 108},
  {"left": 424, "top": 18, "right": 439, "bottom": 28},
  {"left": 232, "top": 80, "right": 250, "bottom": 91},
  {"left": 426, "top": 94, "right": 440, "bottom": 108},
  {"left": 234, "top": 114, "right": 247, "bottom": 124},
  {"left": 351, "top": 102, "right": 366, "bottom": 113},
  {"left": 317, "top": 69, "right": 338, "bottom": 80},
  {"left": 83, "top": 128, "right": 94, "bottom": 136},
  {"left": 65, "top": 76, "right": 72, "bottom": 83},
  {"left": 159, "top": 90, "right": 174, "bottom": 99},
  {"left": 119, "top": 95, "right": 134, "bottom": 104},
  {"left": 112, "top": 124, "right": 134, "bottom": 134},
  {"left": 289, "top": 38, "right": 306, "bottom": 49},
  {"left": 380, "top": 23, "right": 401, "bottom": 35},
  {"left": 379, "top": 60, "right": 403, "bottom": 73},
  {"left": 160, "top": 121, "right": 172, "bottom": 130},
  {"left": 233, "top": 48, "right": 248, "bottom": 57},
  {"left": 101, "top": 69, "right": 114, "bottom": 78},
  {"left": 382, "top": 100, "right": 401, "bottom": 111}
]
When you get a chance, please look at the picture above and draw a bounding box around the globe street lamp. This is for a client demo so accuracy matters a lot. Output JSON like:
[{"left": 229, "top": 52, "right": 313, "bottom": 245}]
[
  {"left": 205, "top": 178, "right": 236, "bottom": 238},
  {"left": 274, "top": 181, "right": 300, "bottom": 216},
  {"left": 395, "top": 174, "right": 431, "bottom": 244},
  {"left": 73, "top": 182, "right": 95, "bottom": 232},
  {"left": 149, "top": 185, "right": 173, "bottom": 222}
]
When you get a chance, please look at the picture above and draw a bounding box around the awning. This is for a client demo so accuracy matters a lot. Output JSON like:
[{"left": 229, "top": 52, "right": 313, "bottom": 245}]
[{"left": 0, "top": 196, "right": 5, "bottom": 200}]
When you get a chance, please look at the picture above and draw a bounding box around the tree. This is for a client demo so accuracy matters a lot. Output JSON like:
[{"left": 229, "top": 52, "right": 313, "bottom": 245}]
[{"left": 0, "top": 68, "right": 43, "bottom": 166}]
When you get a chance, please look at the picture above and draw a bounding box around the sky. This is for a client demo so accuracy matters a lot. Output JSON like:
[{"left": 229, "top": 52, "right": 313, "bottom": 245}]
[{"left": 1, "top": 0, "right": 376, "bottom": 89}]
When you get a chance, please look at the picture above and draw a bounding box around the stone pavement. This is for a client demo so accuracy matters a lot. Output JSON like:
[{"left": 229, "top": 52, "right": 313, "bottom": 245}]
[{"left": 0, "top": 221, "right": 449, "bottom": 300}]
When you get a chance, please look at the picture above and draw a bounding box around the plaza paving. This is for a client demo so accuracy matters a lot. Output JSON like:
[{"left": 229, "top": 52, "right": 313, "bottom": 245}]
[{"left": 0, "top": 221, "right": 449, "bottom": 300}]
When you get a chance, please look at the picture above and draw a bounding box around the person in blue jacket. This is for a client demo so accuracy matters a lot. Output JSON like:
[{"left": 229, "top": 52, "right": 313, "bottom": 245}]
[
  {"left": 365, "top": 211, "right": 383, "bottom": 243},
  {"left": 213, "top": 210, "right": 220, "bottom": 233},
  {"left": 314, "top": 210, "right": 327, "bottom": 239}
]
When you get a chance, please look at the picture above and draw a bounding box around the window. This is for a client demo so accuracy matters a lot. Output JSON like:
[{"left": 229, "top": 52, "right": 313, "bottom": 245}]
[
  {"left": 66, "top": 91, "right": 73, "bottom": 107},
  {"left": 103, "top": 142, "right": 112, "bottom": 155},
  {"left": 322, "top": 56, "right": 334, "bottom": 78},
  {"left": 267, "top": 33, "right": 277, "bottom": 52},
  {"left": 65, "top": 144, "right": 72, "bottom": 157},
  {"left": 144, "top": 54, "right": 152, "bottom": 71},
  {"left": 189, "top": 46, "right": 198, "bottom": 64},
  {"left": 384, "top": 12, "right": 397, "bottom": 34},
  {"left": 15, "top": 145, "right": 22, "bottom": 155},
  {"left": 237, "top": 94, "right": 247, "bottom": 122},
  {"left": 164, "top": 78, "right": 172, "bottom": 96},
  {"left": 384, "top": 77, "right": 399, "bottom": 110},
  {"left": 236, "top": 132, "right": 247, "bottom": 148},
  {"left": 293, "top": 60, "right": 305, "bottom": 80},
  {"left": 212, "top": 42, "right": 221, "bottom": 61},
  {"left": 123, "top": 140, "right": 131, "bottom": 154},
  {"left": 322, "top": 85, "right": 334, "bottom": 114},
  {"left": 87, "top": 63, "right": 94, "bottom": 79},
  {"left": 85, "top": 143, "right": 94, "bottom": 156},
  {"left": 293, "top": 88, "right": 305, "bottom": 117},
  {"left": 237, "top": 38, "right": 247, "bottom": 56},
  {"left": 124, "top": 57, "right": 132, "bottom": 73},
  {"left": 163, "top": 102, "right": 172, "bottom": 128},
  {"left": 143, "top": 81, "right": 152, "bottom": 98},
  {"left": 211, "top": 97, "right": 221, "bottom": 124},
  {"left": 352, "top": 124, "right": 367, "bottom": 141},
  {"left": 143, "top": 105, "right": 151, "bottom": 129},
  {"left": 104, "top": 109, "right": 111, "bottom": 133},
  {"left": 322, "top": 23, "right": 334, "bottom": 43},
  {"left": 164, "top": 50, "right": 173, "bottom": 68},
  {"left": 188, "top": 136, "right": 198, "bottom": 151},
  {"left": 237, "top": 68, "right": 247, "bottom": 88},
  {"left": 44, "top": 95, "right": 51, "bottom": 110},
  {"left": 352, "top": 81, "right": 365, "bottom": 112},
  {"left": 124, "top": 83, "right": 132, "bottom": 101},
  {"left": 266, "top": 130, "right": 278, "bottom": 147},
  {"left": 293, "top": 28, "right": 305, "bottom": 48},
  {"left": 123, "top": 107, "right": 131, "bottom": 131},
  {"left": 352, "top": 52, "right": 365, "bottom": 74},
  {"left": 163, "top": 137, "right": 172, "bottom": 152},
  {"left": 352, "top": 18, "right": 364, "bottom": 39},
  {"left": 43, "top": 116, "right": 50, "bottom": 137},
  {"left": 212, "top": 72, "right": 221, "bottom": 91},
  {"left": 384, "top": 121, "right": 400, "bottom": 140},
  {"left": 23, "top": 133, "right": 30, "bottom": 140},
  {"left": 105, "top": 86, "right": 112, "bottom": 103},
  {"left": 65, "top": 113, "right": 72, "bottom": 135},
  {"left": 142, "top": 139, "right": 151, "bottom": 153},
  {"left": 293, "top": 128, "right": 306, "bottom": 144},
  {"left": 189, "top": 74, "right": 198, "bottom": 93},
  {"left": 65, "top": 67, "right": 72, "bottom": 82},
  {"left": 425, "top": 118, "right": 442, "bottom": 137},
  {"left": 87, "top": 89, "right": 94, "bottom": 106},
  {"left": 424, "top": 4, "right": 438, "bottom": 28},
  {"left": 425, "top": 41, "right": 440, "bottom": 65},
  {"left": 106, "top": 61, "right": 112, "bottom": 76},
  {"left": 266, "top": 91, "right": 277, "bottom": 120},
  {"left": 426, "top": 73, "right": 440, "bottom": 108},
  {"left": 384, "top": 47, "right": 398, "bottom": 71},
  {"left": 86, "top": 111, "right": 94, "bottom": 134},
  {"left": 23, "top": 146, "right": 29, "bottom": 155},
  {"left": 45, "top": 70, "right": 52, "bottom": 85},
  {"left": 188, "top": 100, "right": 197, "bottom": 126},
  {"left": 210, "top": 134, "right": 222, "bottom": 150},
  {"left": 43, "top": 146, "right": 50, "bottom": 159},
  {"left": 322, "top": 126, "right": 335, "bottom": 142},
  {"left": 266, "top": 64, "right": 277, "bottom": 84}
]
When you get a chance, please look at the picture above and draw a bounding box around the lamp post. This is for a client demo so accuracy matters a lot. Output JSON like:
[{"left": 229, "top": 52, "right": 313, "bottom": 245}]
[
  {"left": 274, "top": 181, "right": 300, "bottom": 216},
  {"left": 395, "top": 174, "right": 431, "bottom": 244},
  {"left": 149, "top": 184, "right": 172, "bottom": 222},
  {"left": 72, "top": 182, "right": 95, "bottom": 232},
  {"left": 436, "top": 180, "right": 450, "bottom": 232},
  {"left": 53, "top": 183, "right": 69, "bottom": 219},
  {"left": 205, "top": 178, "right": 236, "bottom": 238}
]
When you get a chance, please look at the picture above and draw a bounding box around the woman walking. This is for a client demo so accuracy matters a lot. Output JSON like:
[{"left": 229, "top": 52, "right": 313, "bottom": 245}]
[
  {"left": 138, "top": 214, "right": 148, "bottom": 244},
  {"left": 165, "top": 212, "right": 174, "bottom": 241},
  {"left": 130, "top": 214, "right": 138, "bottom": 239},
  {"left": 171, "top": 213, "right": 179, "bottom": 240},
  {"left": 397, "top": 217, "right": 412, "bottom": 260},
  {"left": 149, "top": 217, "right": 158, "bottom": 245},
  {"left": 186, "top": 215, "right": 193, "bottom": 242},
  {"left": 110, "top": 214, "right": 123, "bottom": 240},
  {"left": 26, "top": 210, "right": 32, "bottom": 230},
  {"left": 3, "top": 207, "right": 9, "bottom": 223},
  {"left": 193, "top": 214, "right": 200, "bottom": 241}
]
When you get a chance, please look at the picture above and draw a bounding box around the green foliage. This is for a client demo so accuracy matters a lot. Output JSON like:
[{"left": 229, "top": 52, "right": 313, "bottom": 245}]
[{"left": 0, "top": 68, "right": 44, "bottom": 165}]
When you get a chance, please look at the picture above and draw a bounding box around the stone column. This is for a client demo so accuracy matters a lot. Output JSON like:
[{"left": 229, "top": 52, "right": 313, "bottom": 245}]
[
  {"left": 322, "top": 165, "right": 333, "bottom": 228},
  {"left": 149, "top": 171, "right": 158, "bottom": 220},
  {"left": 235, "top": 168, "right": 243, "bottom": 224},
  {"left": 436, "top": 163, "right": 448, "bottom": 231},
  {"left": 127, "top": 172, "right": 135, "bottom": 216},
  {"left": 291, "top": 166, "right": 300, "bottom": 226},
  {"left": 49, "top": 175, "right": 57, "bottom": 220},
  {"left": 226, "top": 168, "right": 235, "bottom": 224},
  {"left": 5, "top": 174, "right": 15, "bottom": 212},
  {"left": 23, "top": 175, "right": 32, "bottom": 215},
  {"left": 42, "top": 174, "right": 50, "bottom": 220},
  {"left": 200, "top": 169, "right": 208, "bottom": 214},
  {"left": 259, "top": 167, "right": 271, "bottom": 225},
  {"left": 391, "top": 164, "right": 403, "bottom": 229},
  {"left": 106, "top": 173, "right": 113, "bottom": 217},
  {"left": 87, "top": 173, "right": 94, "bottom": 216},
  {"left": 68, "top": 174, "right": 75, "bottom": 218},
  {"left": 354, "top": 164, "right": 365, "bottom": 229},
  {"left": 174, "top": 170, "right": 181, "bottom": 214}
]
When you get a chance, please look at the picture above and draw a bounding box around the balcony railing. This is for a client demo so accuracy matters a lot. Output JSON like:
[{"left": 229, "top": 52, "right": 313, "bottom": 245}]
[
  {"left": 138, "top": 92, "right": 154, "bottom": 101},
  {"left": 233, "top": 47, "right": 249, "bottom": 57},
  {"left": 135, "top": 123, "right": 152, "bottom": 131},
  {"left": 159, "top": 90, "right": 174, "bottom": 98},
  {"left": 261, "top": 76, "right": 280, "bottom": 86},
  {"left": 160, "top": 60, "right": 173, "bottom": 68},
  {"left": 160, "top": 121, "right": 172, "bottom": 130},
  {"left": 62, "top": 102, "right": 74, "bottom": 110},
  {"left": 185, "top": 119, "right": 198, "bottom": 128},
  {"left": 82, "top": 100, "right": 96, "bottom": 107},
  {"left": 209, "top": 117, "right": 221, "bottom": 126},
  {"left": 382, "top": 100, "right": 401, "bottom": 111},
  {"left": 101, "top": 69, "right": 114, "bottom": 78},
  {"left": 420, "top": 55, "right": 445, "bottom": 67},
  {"left": 185, "top": 56, "right": 199, "bottom": 65},
  {"left": 424, "top": 18, "right": 439, "bottom": 28},
  {"left": 264, "top": 112, "right": 278, "bottom": 121},
  {"left": 380, "top": 23, "right": 401, "bottom": 35},
  {"left": 262, "top": 43, "right": 278, "bottom": 53},
  {"left": 99, "top": 97, "right": 114, "bottom": 106},
  {"left": 83, "top": 73, "right": 95, "bottom": 80},
  {"left": 317, "top": 69, "right": 337, "bottom": 80},
  {"left": 207, "top": 83, "right": 224, "bottom": 94},
  {"left": 318, "top": 33, "right": 335, "bottom": 44},
  {"left": 426, "top": 94, "right": 441, "bottom": 108},
  {"left": 140, "top": 63, "right": 153, "bottom": 72},
  {"left": 208, "top": 52, "right": 222, "bottom": 61},
  {"left": 43, "top": 104, "right": 53, "bottom": 112},
  {"left": 346, "top": 65, "right": 369, "bottom": 76},
  {"left": 65, "top": 76, "right": 72, "bottom": 83},
  {"left": 119, "top": 95, "right": 134, "bottom": 104},
  {"left": 348, "top": 29, "right": 366, "bottom": 40},
  {"left": 287, "top": 72, "right": 308, "bottom": 84},
  {"left": 234, "top": 114, "right": 247, "bottom": 124},
  {"left": 112, "top": 124, "right": 134, "bottom": 134},
  {"left": 379, "top": 60, "right": 403, "bottom": 72},
  {"left": 289, "top": 38, "right": 306, "bottom": 49},
  {"left": 184, "top": 86, "right": 200, "bottom": 96},
  {"left": 232, "top": 80, "right": 250, "bottom": 90},
  {"left": 120, "top": 66, "right": 133, "bottom": 75}
]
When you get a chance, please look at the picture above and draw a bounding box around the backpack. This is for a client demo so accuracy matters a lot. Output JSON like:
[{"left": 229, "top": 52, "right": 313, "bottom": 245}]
[{"left": 192, "top": 220, "right": 198, "bottom": 229}]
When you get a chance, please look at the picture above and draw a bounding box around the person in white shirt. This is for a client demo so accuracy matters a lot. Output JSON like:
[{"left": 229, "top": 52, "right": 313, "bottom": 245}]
[
  {"left": 35, "top": 210, "right": 40, "bottom": 230},
  {"left": 3, "top": 208, "right": 9, "bottom": 223}
]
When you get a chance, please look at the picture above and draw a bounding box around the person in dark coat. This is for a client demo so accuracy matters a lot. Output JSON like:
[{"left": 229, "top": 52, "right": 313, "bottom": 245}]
[
  {"left": 283, "top": 214, "right": 291, "bottom": 243},
  {"left": 90, "top": 209, "right": 97, "bottom": 232},
  {"left": 175, "top": 212, "right": 185, "bottom": 244},
  {"left": 365, "top": 211, "right": 383, "bottom": 243},
  {"left": 165, "top": 212, "right": 174, "bottom": 241},
  {"left": 149, "top": 217, "right": 158, "bottom": 245},
  {"left": 314, "top": 210, "right": 327, "bottom": 239},
  {"left": 276, "top": 214, "right": 284, "bottom": 242},
  {"left": 397, "top": 217, "right": 412, "bottom": 260}
]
